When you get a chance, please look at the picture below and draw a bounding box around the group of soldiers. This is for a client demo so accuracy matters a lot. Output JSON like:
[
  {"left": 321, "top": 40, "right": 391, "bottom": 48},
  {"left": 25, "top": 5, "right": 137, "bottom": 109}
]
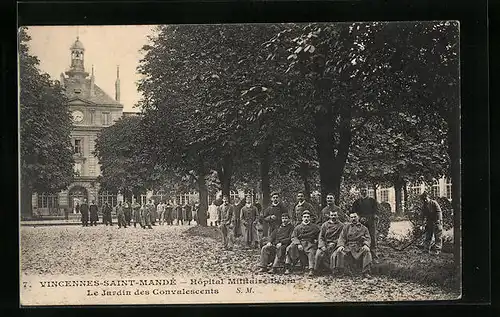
[
  {"left": 75, "top": 199, "right": 199, "bottom": 229},
  {"left": 216, "top": 188, "right": 443, "bottom": 277}
]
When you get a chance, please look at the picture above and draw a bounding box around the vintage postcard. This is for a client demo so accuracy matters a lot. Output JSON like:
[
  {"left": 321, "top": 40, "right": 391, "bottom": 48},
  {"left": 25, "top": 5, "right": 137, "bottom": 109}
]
[{"left": 19, "top": 22, "right": 461, "bottom": 306}]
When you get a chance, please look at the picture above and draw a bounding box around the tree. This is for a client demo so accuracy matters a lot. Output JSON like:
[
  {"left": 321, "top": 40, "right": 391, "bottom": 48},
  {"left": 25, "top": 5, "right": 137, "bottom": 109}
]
[{"left": 19, "top": 27, "right": 74, "bottom": 216}]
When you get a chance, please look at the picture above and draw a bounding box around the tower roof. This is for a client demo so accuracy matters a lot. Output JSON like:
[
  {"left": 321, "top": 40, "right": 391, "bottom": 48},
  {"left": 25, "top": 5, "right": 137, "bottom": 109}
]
[{"left": 70, "top": 36, "right": 85, "bottom": 50}]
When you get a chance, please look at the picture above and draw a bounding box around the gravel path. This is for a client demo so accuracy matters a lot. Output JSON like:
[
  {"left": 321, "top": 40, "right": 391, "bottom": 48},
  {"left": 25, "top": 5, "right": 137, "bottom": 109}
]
[{"left": 20, "top": 225, "right": 457, "bottom": 304}]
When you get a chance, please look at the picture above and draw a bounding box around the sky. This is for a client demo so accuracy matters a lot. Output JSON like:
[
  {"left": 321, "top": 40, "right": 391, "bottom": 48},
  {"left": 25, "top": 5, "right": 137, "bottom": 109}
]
[{"left": 26, "top": 25, "right": 157, "bottom": 112}]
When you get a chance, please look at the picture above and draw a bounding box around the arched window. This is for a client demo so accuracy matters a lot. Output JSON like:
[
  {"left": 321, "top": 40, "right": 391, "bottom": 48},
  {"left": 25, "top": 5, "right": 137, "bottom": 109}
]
[
  {"left": 380, "top": 188, "right": 389, "bottom": 202},
  {"left": 430, "top": 179, "right": 440, "bottom": 198},
  {"left": 98, "top": 190, "right": 117, "bottom": 207},
  {"left": 445, "top": 178, "right": 452, "bottom": 200}
]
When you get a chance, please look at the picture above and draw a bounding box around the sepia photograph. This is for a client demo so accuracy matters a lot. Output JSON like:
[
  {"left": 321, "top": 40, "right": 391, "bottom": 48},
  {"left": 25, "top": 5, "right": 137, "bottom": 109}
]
[{"left": 19, "top": 22, "right": 461, "bottom": 305}]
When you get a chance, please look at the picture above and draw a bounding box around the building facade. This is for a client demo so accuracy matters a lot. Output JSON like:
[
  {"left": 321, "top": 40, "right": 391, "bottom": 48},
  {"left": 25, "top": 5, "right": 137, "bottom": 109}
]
[{"left": 32, "top": 37, "right": 124, "bottom": 215}]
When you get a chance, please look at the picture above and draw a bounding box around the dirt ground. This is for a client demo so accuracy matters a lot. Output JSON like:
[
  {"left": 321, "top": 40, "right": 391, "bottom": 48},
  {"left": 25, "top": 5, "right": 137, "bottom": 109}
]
[{"left": 20, "top": 223, "right": 458, "bottom": 303}]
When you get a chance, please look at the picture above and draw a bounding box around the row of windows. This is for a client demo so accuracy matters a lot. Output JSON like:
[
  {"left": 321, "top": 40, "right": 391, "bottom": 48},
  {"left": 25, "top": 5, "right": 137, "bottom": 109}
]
[{"left": 74, "top": 110, "right": 112, "bottom": 126}]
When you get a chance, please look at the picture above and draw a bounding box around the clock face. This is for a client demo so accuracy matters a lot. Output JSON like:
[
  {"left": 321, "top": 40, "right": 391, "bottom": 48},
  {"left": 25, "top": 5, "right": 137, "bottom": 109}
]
[{"left": 72, "top": 110, "right": 84, "bottom": 123}]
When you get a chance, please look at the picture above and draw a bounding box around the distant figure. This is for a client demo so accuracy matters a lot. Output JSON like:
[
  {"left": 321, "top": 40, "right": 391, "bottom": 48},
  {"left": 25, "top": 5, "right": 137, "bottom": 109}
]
[
  {"left": 143, "top": 201, "right": 153, "bottom": 229},
  {"left": 149, "top": 200, "right": 157, "bottom": 226},
  {"left": 103, "top": 202, "right": 113, "bottom": 226},
  {"left": 240, "top": 199, "right": 258, "bottom": 248},
  {"left": 75, "top": 202, "right": 80, "bottom": 215},
  {"left": 420, "top": 192, "right": 443, "bottom": 255},
  {"left": 132, "top": 199, "right": 141, "bottom": 228},
  {"left": 191, "top": 203, "right": 199, "bottom": 225},
  {"left": 64, "top": 207, "right": 69, "bottom": 220},
  {"left": 80, "top": 199, "right": 89, "bottom": 227},
  {"left": 116, "top": 201, "right": 127, "bottom": 228},
  {"left": 176, "top": 202, "right": 183, "bottom": 225},
  {"left": 124, "top": 201, "right": 132, "bottom": 226},
  {"left": 89, "top": 200, "right": 99, "bottom": 226},
  {"left": 165, "top": 200, "right": 174, "bottom": 225},
  {"left": 233, "top": 197, "right": 245, "bottom": 238},
  {"left": 218, "top": 195, "right": 235, "bottom": 250},
  {"left": 182, "top": 202, "right": 191, "bottom": 225},
  {"left": 208, "top": 202, "right": 218, "bottom": 226},
  {"left": 158, "top": 201, "right": 165, "bottom": 225}
]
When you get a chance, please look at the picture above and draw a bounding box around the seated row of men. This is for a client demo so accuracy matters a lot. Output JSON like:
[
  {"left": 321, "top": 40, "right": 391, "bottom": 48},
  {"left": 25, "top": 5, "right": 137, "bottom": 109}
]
[{"left": 257, "top": 210, "right": 372, "bottom": 277}]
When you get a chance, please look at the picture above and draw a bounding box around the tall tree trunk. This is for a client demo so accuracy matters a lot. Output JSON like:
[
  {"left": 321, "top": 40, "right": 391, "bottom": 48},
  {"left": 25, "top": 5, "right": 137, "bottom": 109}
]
[
  {"left": 403, "top": 180, "right": 408, "bottom": 213},
  {"left": 394, "top": 177, "right": 404, "bottom": 215},
  {"left": 315, "top": 112, "right": 337, "bottom": 208},
  {"left": 331, "top": 110, "right": 352, "bottom": 206},
  {"left": 259, "top": 143, "right": 271, "bottom": 210},
  {"left": 217, "top": 154, "right": 233, "bottom": 200},
  {"left": 21, "top": 181, "right": 33, "bottom": 218},
  {"left": 372, "top": 183, "right": 378, "bottom": 201},
  {"left": 196, "top": 173, "right": 208, "bottom": 227},
  {"left": 299, "top": 161, "right": 311, "bottom": 201},
  {"left": 447, "top": 109, "right": 461, "bottom": 289}
]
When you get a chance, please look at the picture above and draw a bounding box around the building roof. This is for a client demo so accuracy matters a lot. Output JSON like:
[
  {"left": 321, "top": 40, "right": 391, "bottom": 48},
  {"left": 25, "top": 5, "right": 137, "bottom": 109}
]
[
  {"left": 62, "top": 77, "right": 122, "bottom": 107},
  {"left": 70, "top": 37, "right": 85, "bottom": 50}
]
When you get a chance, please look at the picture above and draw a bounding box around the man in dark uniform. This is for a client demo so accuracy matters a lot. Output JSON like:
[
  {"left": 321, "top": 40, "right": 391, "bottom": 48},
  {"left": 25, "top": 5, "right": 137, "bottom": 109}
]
[
  {"left": 285, "top": 211, "right": 320, "bottom": 276},
  {"left": 257, "top": 213, "right": 294, "bottom": 274},
  {"left": 352, "top": 187, "right": 379, "bottom": 258},
  {"left": 319, "top": 193, "right": 347, "bottom": 224},
  {"left": 124, "top": 200, "right": 132, "bottom": 226},
  {"left": 420, "top": 192, "right": 443, "bottom": 255},
  {"left": 165, "top": 200, "right": 174, "bottom": 225},
  {"left": 89, "top": 200, "right": 99, "bottom": 226},
  {"left": 80, "top": 199, "right": 89, "bottom": 227},
  {"left": 332, "top": 212, "right": 373, "bottom": 277},
  {"left": 132, "top": 199, "right": 141, "bottom": 227},
  {"left": 292, "top": 192, "right": 319, "bottom": 225},
  {"left": 103, "top": 202, "right": 113, "bottom": 226},
  {"left": 116, "top": 201, "right": 127, "bottom": 228},
  {"left": 262, "top": 192, "right": 289, "bottom": 237},
  {"left": 313, "top": 210, "right": 345, "bottom": 275},
  {"left": 218, "top": 195, "right": 235, "bottom": 250},
  {"left": 233, "top": 196, "right": 245, "bottom": 237}
]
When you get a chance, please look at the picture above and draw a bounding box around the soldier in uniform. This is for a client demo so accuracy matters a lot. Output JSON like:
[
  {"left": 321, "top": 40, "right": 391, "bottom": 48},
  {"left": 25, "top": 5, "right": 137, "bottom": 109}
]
[
  {"left": 285, "top": 211, "right": 321, "bottom": 276},
  {"left": 165, "top": 200, "right": 174, "bottom": 225},
  {"left": 257, "top": 213, "right": 294, "bottom": 273},
  {"left": 149, "top": 200, "right": 157, "bottom": 226},
  {"left": 182, "top": 202, "right": 190, "bottom": 225},
  {"left": 176, "top": 202, "right": 183, "bottom": 225},
  {"left": 262, "top": 192, "right": 288, "bottom": 237},
  {"left": 80, "top": 199, "right": 89, "bottom": 227},
  {"left": 319, "top": 193, "right": 346, "bottom": 224},
  {"left": 331, "top": 212, "right": 373, "bottom": 277},
  {"left": 233, "top": 197, "right": 245, "bottom": 238},
  {"left": 313, "top": 210, "right": 345, "bottom": 275},
  {"left": 420, "top": 192, "right": 443, "bottom": 255},
  {"left": 143, "top": 201, "right": 153, "bottom": 229},
  {"left": 293, "top": 192, "right": 319, "bottom": 225},
  {"left": 116, "top": 201, "right": 127, "bottom": 228},
  {"left": 157, "top": 201, "right": 165, "bottom": 225},
  {"left": 103, "top": 202, "right": 113, "bottom": 226},
  {"left": 132, "top": 199, "right": 141, "bottom": 228},
  {"left": 124, "top": 200, "right": 132, "bottom": 226},
  {"left": 218, "top": 195, "right": 235, "bottom": 250},
  {"left": 352, "top": 187, "right": 379, "bottom": 258},
  {"left": 89, "top": 200, "right": 99, "bottom": 226},
  {"left": 240, "top": 199, "right": 258, "bottom": 248}
]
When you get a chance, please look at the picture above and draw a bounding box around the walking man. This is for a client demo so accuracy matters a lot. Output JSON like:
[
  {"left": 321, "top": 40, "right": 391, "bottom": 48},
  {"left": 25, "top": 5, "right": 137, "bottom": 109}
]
[
  {"left": 89, "top": 200, "right": 99, "bottom": 226},
  {"left": 352, "top": 187, "right": 379, "bottom": 259},
  {"left": 293, "top": 192, "right": 319, "bottom": 225},
  {"left": 257, "top": 213, "right": 294, "bottom": 274},
  {"left": 313, "top": 210, "right": 345, "bottom": 275},
  {"left": 80, "top": 199, "right": 89, "bottom": 227},
  {"left": 218, "top": 195, "right": 235, "bottom": 250},
  {"left": 116, "top": 201, "right": 127, "bottom": 228},
  {"left": 262, "top": 192, "right": 289, "bottom": 237},
  {"left": 331, "top": 212, "right": 373, "bottom": 277},
  {"left": 285, "top": 211, "right": 320, "bottom": 276},
  {"left": 420, "top": 192, "right": 443, "bottom": 255}
]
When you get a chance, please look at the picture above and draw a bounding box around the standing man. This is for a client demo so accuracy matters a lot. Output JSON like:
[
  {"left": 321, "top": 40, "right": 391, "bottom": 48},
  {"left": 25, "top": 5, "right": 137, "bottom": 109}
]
[
  {"left": 240, "top": 199, "right": 258, "bottom": 249},
  {"left": 233, "top": 196, "right": 245, "bottom": 238},
  {"left": 208, "top": 201, "right": 218, "bottom": 227},
  {"left": 157, "top": 201, "right": 165, "bottom": 225},
  {"left": 285, "top": 211, "right": 320, "bottom": 276},
  {"left": 331, "top": 212, "right": 373, "bottom": 277},
  {"left": 313, "top": 210, "right": 345, "bottom": 275},
  {"left": 320, "top": 193, "right": 346, "bottom": 224},
  {"left": 124, "top": 200, "right": 132, "bottom": 227},
  {"left": 218, "top": 195, "right": 235, "bottom": 251},
  {"left": 191, "top": 203, "right": 199, "bottom": 225},
  {"left": 420, "top": 192, "right": 443, "bottom": 255},
  {"left": 263, "top": 192, "right": 289, "bottom": 237},
  {"left": 149, "top": 200, "right": 157, "bottom": 226},
  {"left": 352, "top": 187, "right": 379, "bottom": 259},
  {"left": 80, "top": 199, "right": 89, "bottom": 227},
  {"left": 144, "top": 200, "right": 153, "bottom": 229},
  {"left": 116, "top": 201, "right": 127, "bottom": 228},
  {"left": 165, "top": 200, "right": 174, "bottom": 225},
  {"left": 257, "top": 213, "right": 294, "bottom": 274},
  {"left": 182, "top": 202, "right": 190, "bottom": 225},
  {"left": 293, "top": 192, "right": 319, "bottom": 225},
  {"left": 75, "top": 201, "right": 81, "bottom": 215},
  {"left": 89, "top": 200, "right": 99, "bottom": 226},
  {"left": 132, "top": 199, "right": 141, "bottom": 228},
  {"left": 103, "top": 202, "right": 113, "bottom": 226}
]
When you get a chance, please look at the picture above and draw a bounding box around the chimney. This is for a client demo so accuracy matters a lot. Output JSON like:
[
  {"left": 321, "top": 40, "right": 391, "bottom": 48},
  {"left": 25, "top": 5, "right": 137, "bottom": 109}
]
[
  {"left": 60, "top": 73, "right": 65, "bottom": 88},
  {"left": 90, "top": 65, "right": 95, "bottom": 96},
  {"left": 115, "top": 65, "right": 120, "bottom": 102}
]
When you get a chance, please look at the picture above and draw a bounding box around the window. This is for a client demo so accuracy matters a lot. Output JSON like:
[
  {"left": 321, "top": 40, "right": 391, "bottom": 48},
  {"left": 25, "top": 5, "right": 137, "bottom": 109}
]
[
  {"left": 98, "top": 191, "right": 117, "bottom": 207},
  {"left": 431, "top": 179, "right": 440, "bottom": 198},
  {"left": 89, "top": 110, "right": 95, "bottom": 125},
  {"left": 230, "top": 190, "right": 239, "bottom": 204},
  {"left": 409, "top": 182, "right": 422, "bottom": 196},
  {"left": 176, "top": 193, "right": 190, "bottom": 205},
  {"left": 367, "top": 189, "right": 375, "bottom": 198},
  {"left": 244, "top": 189, "right": 254, "bottom": 205},
  {"left": 151, "top": 190, "right": 167, "bottom": 204},
  {"left": 74, "top": 163, "right": 82, "bottom": 176},
  {"left": 445, "top": 178, "right": 452, "bottom": 200},
  {"left": 102, "top": 112, "right": 111, "bottom": 125},
  {"left": 380, "top": 189, "right": 389, "bottom": 202},
  {"left": 74, "top": 139, "right": 82, "bottom": 154},
  {"left": 37, "top": 193, "right": 59, "bottom": 209}
]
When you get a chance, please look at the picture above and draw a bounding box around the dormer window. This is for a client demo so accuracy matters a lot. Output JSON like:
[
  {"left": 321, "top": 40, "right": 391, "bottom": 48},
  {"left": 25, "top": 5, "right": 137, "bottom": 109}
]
[{"left": 74, "top": 88, "right": 82, "bottom": 94}]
